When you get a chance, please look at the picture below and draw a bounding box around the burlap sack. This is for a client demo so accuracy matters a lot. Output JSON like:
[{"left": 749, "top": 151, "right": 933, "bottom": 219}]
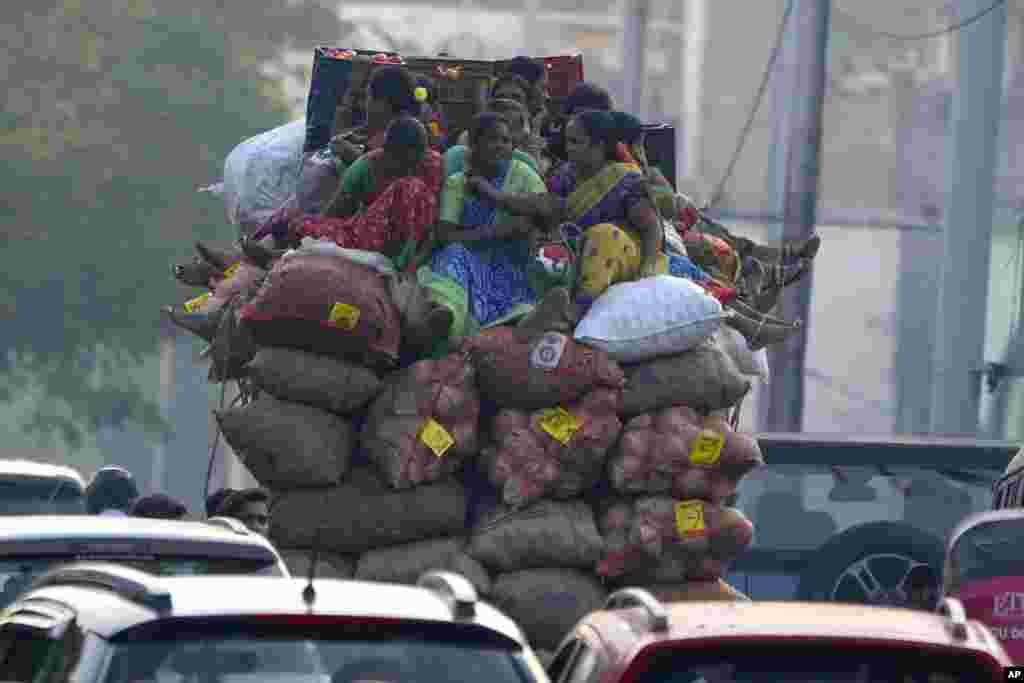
[
  {"left": 280, "top": 549, "right": 355, "bottom": 579},
  {"left": 239, "top": 252, "right": 402, "bottom": 370},
  {"left": 215, "top": 396, "right": 353, "bottom": 489},
  {"left": 482, "top": 388, "right": 622, "bottom": 507},
  {"left": 621, "top": 340, "right": 750, "bottom": 416},
  {"left": 269, "top": 467, "right": 467, "bottom": 555},
  {"left": 467, "top": 499, "right": 604, "bottom": 572},
  {"left": 355, "top": 537, "right": 491, "bottom": 596},
  {"left": 489, "top": 569, "right": 607, "bottom": 650},
  {"left": 644, "top": 579, "right": 750, "bottom": 603},
  {"left": 247, "top": 348, "right": 382, "bottom": 415},
  {"left": 463, "top": 327, "right": 625, "bottom": 410},
  {"left": 609, "top": 406, "right": 764, "bottom": 502},
  {"left": 361, "top": 352, "right": 480, "bottom": 489},
  {"left": 596, "top": 497, "right": 754, "bottom": 582}
]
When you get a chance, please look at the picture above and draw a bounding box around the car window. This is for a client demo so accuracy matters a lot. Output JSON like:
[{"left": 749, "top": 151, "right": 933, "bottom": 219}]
[
  {"left": 0, "top": 624, "right": 84, "bottom": 683},
  {"left": 0, "top": 479, "right": 85, "bottom": 516},
  {"left": 629, "top": 642, "right": 996, "bottom": 683},
  {"left": 947, "top": 518, "right": 1024, "bottom": 586},
  {"left": 104, "top": 620, "right": 536, "bottom": 683},
  {"left": 0, "top": 557, "right": 279, "bottom": 609}
]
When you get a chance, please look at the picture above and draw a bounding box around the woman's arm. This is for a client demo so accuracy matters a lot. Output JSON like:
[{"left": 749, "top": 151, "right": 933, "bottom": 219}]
[
  {"left": 467, "top": 177, "right": 563, "bottom": 222},
  {"left": 323, "top": 155, "right": 372, "bottom": 218},
  {"left": 435, "top": 217, "right": 534, "bottom": 244},
  {"left": 627, "top": 198, "right": 665, "bottom": 275}
]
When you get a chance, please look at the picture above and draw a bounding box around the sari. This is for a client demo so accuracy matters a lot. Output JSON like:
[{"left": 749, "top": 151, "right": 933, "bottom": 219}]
[
  {"left": 547, "top": 160, "right": 734, "bottom": 306},
  {"left": 429, "top": 158, "right": 546, "bottom": 327},
  {"left": 292, "top": 149, "right": 443, "bottom": 267}
]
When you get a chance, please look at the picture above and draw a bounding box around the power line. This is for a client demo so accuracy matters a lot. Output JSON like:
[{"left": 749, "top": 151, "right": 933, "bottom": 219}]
[
  {"left": 833, "top": 0, "right": 1007, "bottom": 42},
  {"left": 705, "top": 0, "right": 794, "bottom": 209}
]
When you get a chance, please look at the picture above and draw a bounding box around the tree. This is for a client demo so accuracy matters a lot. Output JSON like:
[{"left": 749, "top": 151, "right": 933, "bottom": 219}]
[{"left": 0, "top": 0, "right": 342, "bottom": 446}]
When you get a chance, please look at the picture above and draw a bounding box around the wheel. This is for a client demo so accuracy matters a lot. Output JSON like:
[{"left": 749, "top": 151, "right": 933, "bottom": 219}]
[{"left": 795, "top": 521, "right": 944, "bottom": 606}]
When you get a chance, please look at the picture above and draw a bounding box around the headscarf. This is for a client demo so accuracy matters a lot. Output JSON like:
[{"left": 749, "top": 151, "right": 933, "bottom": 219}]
[{"left": 368, "top": 65, "right": 422, "bottom": 117}]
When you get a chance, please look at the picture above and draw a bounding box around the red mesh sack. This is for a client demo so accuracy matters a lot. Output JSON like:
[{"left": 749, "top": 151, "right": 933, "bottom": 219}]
[
  {"left": 481, "top": 388, "right": 622, "bottom": 507},
  {"left": 597, "top": 497, "right": 754, "bottom": 582},
  {"left": 360, "top": 351, "right": 481, "bottom": 489},
  {"left": 463, "top": 328, "right": 625, "bottom": 409},
  {"left": 609, "top": 406, "right": 764, "bottom": 503},
  {"left": 239, "top": 252, "right": 401, "bottom": 370}
]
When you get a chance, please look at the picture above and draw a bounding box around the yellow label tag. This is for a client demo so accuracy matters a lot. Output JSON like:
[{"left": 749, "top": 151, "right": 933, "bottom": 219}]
[
  {"left": 674, "top": 500, "right": 706, "bottom": 538},
  {"left": 183, "top": 293, "right": 211, "bottom": 313},
  {"left": 689, "top": 429, "right": 725, "bottom": 466},
  {"left": 328, "top": 302, "right": 361, "bottom": 331},
  {"left": 223, "top": 262, "right": 241, "bottom": 279},
  {"left": 537, "top": 406, "right": 581, "bottom": 446},
  {"left": 419, "top": 418, "right": 454, "bottom": 458}
]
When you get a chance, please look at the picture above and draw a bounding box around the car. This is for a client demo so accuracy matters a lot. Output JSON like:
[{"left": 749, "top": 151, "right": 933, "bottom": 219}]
[
  {"left": 943, "top": 508, "right": 1024, "bottom": 662},
  {"left": 729, "top": 433, "right": 1017, "bottom": 605},
  {"left": 0, "top": 459, "right": 86, "bottom": 515},
  {"left": 546, "top": 588, "right": 1011, "bottom": 683},
  {"left": 0, "top": 562, "right": 550, "bottom": 683},
  {"left": 0, "top": 515, "right": 289, "bottom": 608}
]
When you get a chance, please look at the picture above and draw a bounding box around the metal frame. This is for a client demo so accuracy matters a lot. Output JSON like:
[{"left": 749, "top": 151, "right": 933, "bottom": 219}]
[
  {"left": 604, "top": 589, "right": 669, "bottom": 632},
  {"left": 416, "top": 571, "right": 477, "bottom": 620},
  {"left": 755, "top": 433, "right": 1017, "bottom": 468},
  {"left": 31, "top": 563, "right": 172, "bottom": 612}
]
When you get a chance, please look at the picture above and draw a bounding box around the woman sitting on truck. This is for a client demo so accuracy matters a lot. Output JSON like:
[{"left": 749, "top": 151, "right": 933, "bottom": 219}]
[
  {"left": 330, "top": 65, "right": 424, "bottom": 167},
  {"left": 287, "top": 116, "right": 442, "bottom": 269},
  {"left": 429, "top": 112, "right": 547, "bottom": 327},
  {"left": 445, "top": 98, "right": 542, "bottom": 177}
]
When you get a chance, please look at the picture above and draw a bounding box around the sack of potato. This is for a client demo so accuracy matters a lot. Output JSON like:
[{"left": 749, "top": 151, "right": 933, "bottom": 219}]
[
  {"left": 596, "top": 497, "right": 754, "bottom": 582},
  {"left": 608, "top": 406, "right": 763, "bottom": 503}
]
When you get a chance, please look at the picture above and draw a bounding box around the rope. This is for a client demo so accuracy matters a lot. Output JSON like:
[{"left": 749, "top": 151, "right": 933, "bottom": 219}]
[
  {"left": 833, "top": 0, "right": 1007, "bottom": 42},
  {"left": 705, "top": 0, "right": 795, "bottom": 210}
]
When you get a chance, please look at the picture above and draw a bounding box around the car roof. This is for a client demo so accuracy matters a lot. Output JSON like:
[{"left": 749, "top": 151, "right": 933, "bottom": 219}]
[
  {"left": 0, "top": 515, "right": 266, "bottom": 546},
  {"left": 0, "top": 461, "right": 85, "bottom": 488},
  {"left": 595, "top": 601, "right": 1005, "bottom": 659},
  {"left": 11, "top": 573, "right": 526, "bottom": 644},
  {"left": 947, "top": 508, "right": 1024, "bottom": 549}
]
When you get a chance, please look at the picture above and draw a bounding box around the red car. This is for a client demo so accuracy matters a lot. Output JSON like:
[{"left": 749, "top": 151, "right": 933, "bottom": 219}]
[{"left": 547, "top": 588, "right": 1011, "bottom": 682}]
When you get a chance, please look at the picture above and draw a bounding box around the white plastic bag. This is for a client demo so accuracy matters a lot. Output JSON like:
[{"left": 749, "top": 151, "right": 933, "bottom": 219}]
[
  {"left": 574, "top": 275, "right": 726, "bottom": 363},
  {"left": 222, "top": 119, "right": 306, "bottom": 230},
  {"left": 715, "top": 325, "right": 770, "bottom": 382},
  {"left": 282, "top": 238, "right": 397, "bottom": 275}
]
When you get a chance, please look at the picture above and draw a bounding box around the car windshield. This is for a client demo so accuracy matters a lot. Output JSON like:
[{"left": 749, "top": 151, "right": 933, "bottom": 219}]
[
  {"left": 104, "top": 620, "right": 535, "bottom": 683},
  {"left": 949, "top": 518, "right": 1024, "bottom": 585},
  {"left": 633, "top": 643, "right": 994, "bottom": 683},
  {"left": 0, "top": 557, "right": 280, "bottom": 608},
  {"left": 0, "top": 478, "right": 85, "bottom": 515}
]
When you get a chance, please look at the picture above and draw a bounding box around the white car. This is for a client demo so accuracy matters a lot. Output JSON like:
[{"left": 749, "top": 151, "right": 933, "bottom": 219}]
[
  {"left": 0, "top": 459, "right": 86, "bottom": 515},
  {"left": 0, "top": 515, "right": 289, "bottom": 607}
]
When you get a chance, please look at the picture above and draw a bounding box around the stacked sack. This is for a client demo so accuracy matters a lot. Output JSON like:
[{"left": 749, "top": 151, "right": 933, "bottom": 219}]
[{"left": 168, "top": 239, "right": 488, "bottom": 587}]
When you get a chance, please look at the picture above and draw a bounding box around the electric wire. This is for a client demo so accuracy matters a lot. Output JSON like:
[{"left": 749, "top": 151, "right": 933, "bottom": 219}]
[{"left": 833, "top": 0, "right": 1007, "bottom": 42}]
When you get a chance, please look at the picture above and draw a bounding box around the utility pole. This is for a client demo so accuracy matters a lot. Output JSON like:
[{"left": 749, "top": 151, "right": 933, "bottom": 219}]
[
  {"left": 621, "top": 0, "right": 650, "bottom": 119},
  {"left": 153, "top": 317, "right": 176, "bottom": 492},
  {"left": 679, "top": 0, "right": 707, "bottom": 184},
  {"left": 929, "top": 0, "right": 1006, "bottom": 436},
  {"left": 891, "top": 64, "right": 940, "bottom": 436},
  {"left": 758, "top": 0, "right": 830, "bottom": 433}
]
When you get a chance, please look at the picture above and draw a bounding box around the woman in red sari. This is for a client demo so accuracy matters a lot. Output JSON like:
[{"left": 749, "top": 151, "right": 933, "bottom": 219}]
[{"left": 288, "top": 116, "right": 442, "bottom": 270}]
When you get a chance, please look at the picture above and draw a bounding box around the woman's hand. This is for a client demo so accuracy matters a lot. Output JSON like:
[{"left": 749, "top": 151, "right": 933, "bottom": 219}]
[
  {"left": 330, "top": 136, "right": 363, "bottom": 165},
  {"left": 639, "top": 259, "right": 661, "bottom": 279},
  {"left": 466, "top": 175, "right": 499, "bottom": 201}
]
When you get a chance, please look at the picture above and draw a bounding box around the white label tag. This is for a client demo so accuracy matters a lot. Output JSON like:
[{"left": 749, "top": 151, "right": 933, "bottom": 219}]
[{"left": 530, "top": 332, "right": 568, "bottom": 370}]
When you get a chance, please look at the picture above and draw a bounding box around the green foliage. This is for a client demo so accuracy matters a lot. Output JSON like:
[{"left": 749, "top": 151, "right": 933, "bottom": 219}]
[{"left": 1, "top": 0, "right": 341, "bottom": 444}]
